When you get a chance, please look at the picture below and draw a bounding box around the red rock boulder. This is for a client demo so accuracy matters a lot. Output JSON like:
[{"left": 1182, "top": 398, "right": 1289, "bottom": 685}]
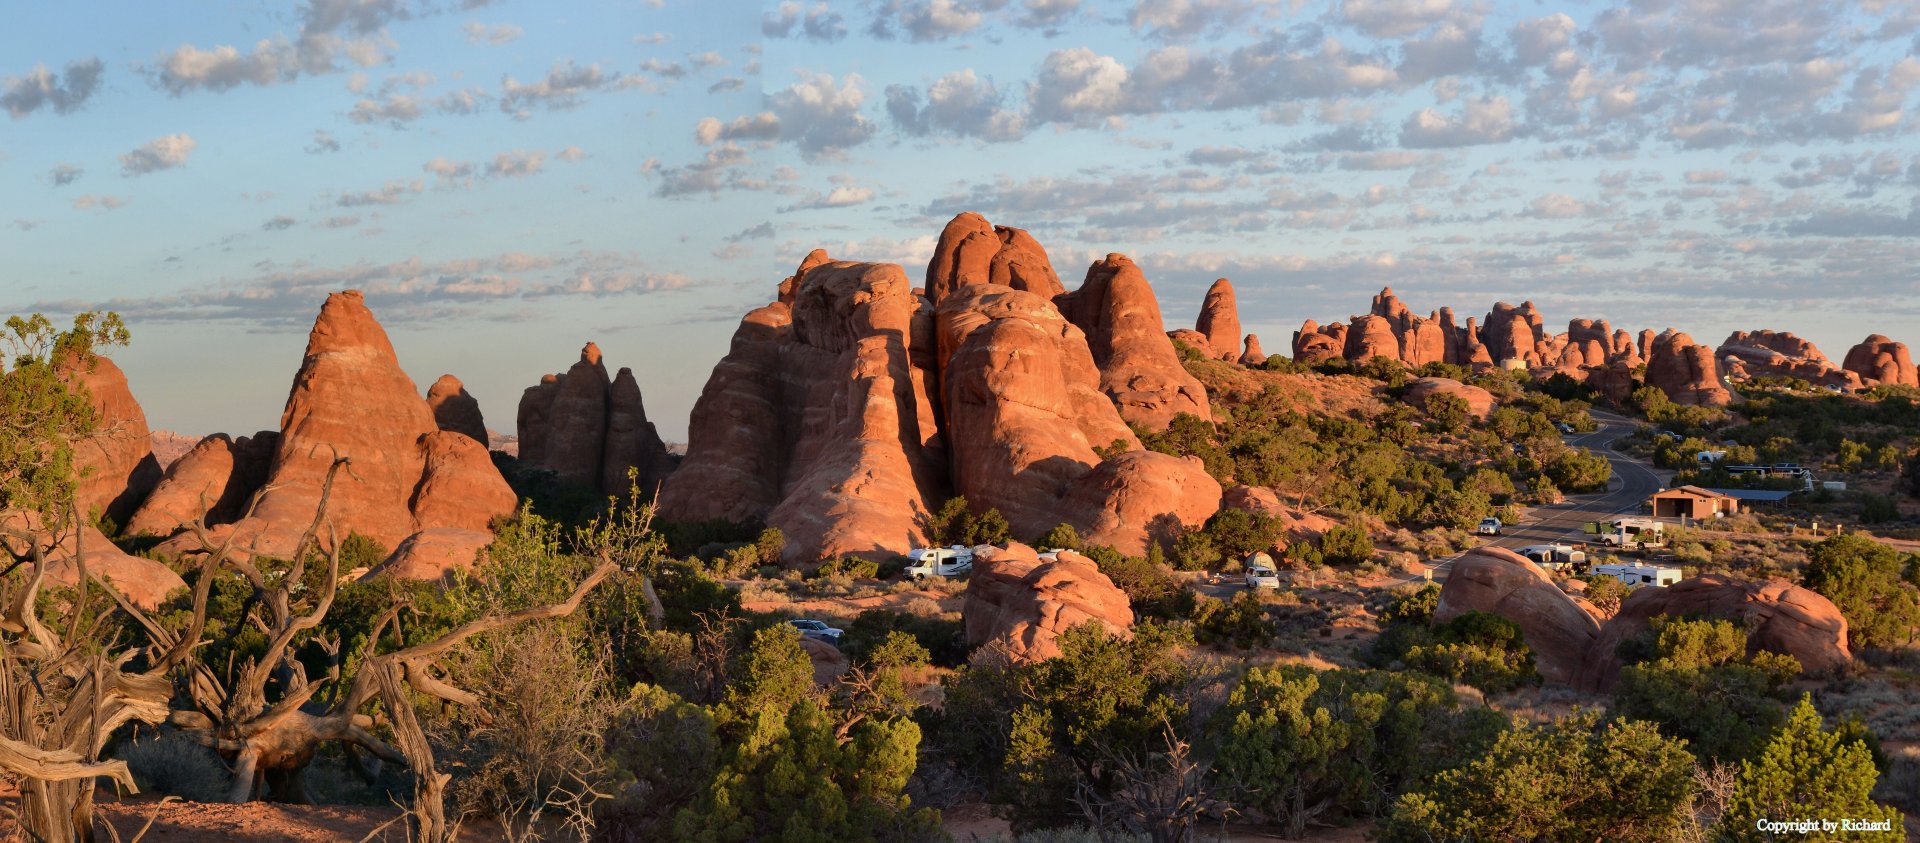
[
  {"left": 1404, "top": 377, "right": 1496, "bottom": 419},
  {"left": 1646, "top": 329, "right": 1732, "bottom": 406},
  {"left": 1055, "top": 254, "right": 1211, "bottom": 430},
  {"left": 1062, "top": 451, "right": 1221, "bottom": 557},
  {"left": 1238, "top": 334, "right": 1266, "bottom": 367},
  {"left": 1292, "top": 321, "right": 1343, "bottom": 365},
  {"left": 1842, "top": 334, "right": 1918, "bottom": 387},
  {"left": 517, "top": 345, "right": 677, "bottom": 497},
  {"left": 426, "top": 374, "right": 489, "bottom": 445},
  {"left": 1433, "top": 547, "right": 1603, "bottom": 684},
  {"left": 56, "top": 352, "right": 162, "bottom": 525},
  {"left": 124, "top": 431, "right": 278, "bottom": 537},
  {"left": 363, "top": 527, "right": 495, "bottom": 582},
  {"left": 1715, "top": 330, "right": 1858, "bottom": 389},
  {"left": 962, "top": 543, "right": 1133, "bottom": 663},
  {"left": 1576, "top": 574, "right": 1850, "bottom": 692},
  {"left": 1196, "top": 278, "right": 1241, "bottom": 361}
]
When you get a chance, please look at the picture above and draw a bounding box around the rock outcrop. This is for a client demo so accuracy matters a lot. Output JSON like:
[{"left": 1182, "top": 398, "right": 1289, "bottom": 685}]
[
  {"left": 1433, "top": 547, "right": 1603, "bottom": 684},
  {"left": 1055, "top": 254, "right": 1211, "bottom": 430},
  {"left": 1196, "top": 278, "right": 1241, "bottom": 361},
  {"left": 1403, "top": 377, "right": 1496, "bottom": 419},
  {"left": 1645, "top": 329, "right": 1732, "bottom": 406},
  {"left": 179, "top": 291, "right": 517, "bottom": 558},
  {"left": 1842, "top": 335, "right": 1918, "bottom": 387},
  {"left": 516, "top": 345, "right": 676, "bottom": 496},
  {"left": 939, "top": 285, "right": 1140, "bottom": 541},
  {"left": 125, "top": 431, "right": 278, "bottom": 537},
  {"left": 364, "top": 527, "right": 494, "bottom": 582},
  {"left": 57, "top": 352, "right": 162, "bottom": 525},
  {"left": 1715, "top": 330, "right": 1858, "bottom": 389},
  {"left": 1480, "top": 302, "right": 1541, "bottom": 367},
  {"left": 927, "top": 214, "right": 1067, "bottom": 303},
  {"left": 1576, "top": 575, "right": 1850, "bottom": 692},
  {"left": 1061, "top": 451, "right": 1221, "bottom": 557},
  {"left": 1292, "top": 320, "right": 1343, "bottom": 365},
  {"left": 1220, "top": 485, "right": 1335, "bottom": 548},
  {"left": 962, "top": 543, "right": 1133, "bottom": 663},
  {"left": 662, "top": 259, "right": 946, "bottom": 565},
  {"left": 1239, "top": 334, "right": 1266, "bottom": 367},
  {"left": 426, "top": 374, "right": 489, "bottom": 445}
]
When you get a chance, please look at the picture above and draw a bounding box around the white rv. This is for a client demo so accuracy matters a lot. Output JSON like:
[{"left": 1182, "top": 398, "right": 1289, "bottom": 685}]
[
  {"left": 1598, "top": 518, "right": 1666, "bottom": 547},
  {"left": 1517, "top": 543, "right": 1587, "bottom": 571},
  {"left": 904, "top": 546, "right": 975, "bottom": 580},
  {"left": 1593, "top": 562, "right": 1681, "bottom": 588}
]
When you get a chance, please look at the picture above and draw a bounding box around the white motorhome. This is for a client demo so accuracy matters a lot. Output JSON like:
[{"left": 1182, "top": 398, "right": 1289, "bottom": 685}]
[
  {"left": 904, "top": 545, "right": 975, "bottom": 580},
  {"left": 1517, "top": 543, "right": 1587, "bottom": 571},
  {"left": 1593, "top": 562, "right": 1682, "bottom": 588},
  {"left": 1598, "top": 518, "right": 1666, "bottom": 547}
]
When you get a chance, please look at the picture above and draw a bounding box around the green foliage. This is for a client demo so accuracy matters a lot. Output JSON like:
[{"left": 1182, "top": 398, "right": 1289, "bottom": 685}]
[
  {"left": 1034, "top": 523, "right": 1083, "bottom": 552},
  {"left": 1381, "top": 712, "right": 1698, "bottom": 843},
  {"left": 0, "top": 311, "right": 128, "bottom": 525},
  {"left": 1170, "top": 529, "right": 1221, "bottom": 571},
  {"left": 1545, "top": 447, "right": 1612, "bottom": 493},
  {"left": 927, "top": 496, "right": 1013, "bottom": 547},
  {"left": 1716, "top": 697, "right": 1904, "bottom": 842},
  {"left": 1189, "top": 591, "right": 1272, "bottom": 648},
  {"left": 1318, "top": 524, "right": 1373, "bottom": 566},
  {"left": 1421, "top": 392, "right": 1470, "bottom": 433},
  {"left": 1080, "top": 545, "right": 1193, "bottom": 620},
  {"left": 336, "top": 532, "right": 389, "bottom": 571},
  {"left": 1210, "top": 666, "right": 1504, "bottom": 836},
  {"left": 1372, "top": 608, "right": 1537, "bottom": 693},
  {"left": 1358, "top": 355, "right": 1409, "bottom": 386},
  {"left": 932, "top": 622, "right": 1193, "bottom": 829},
  {"left": 1859, "top": 492, "right": 1899, "bottom": 524},
  {"left": 1613, "top": 617, "right": 1799, "bottom": 763},
  {"left": 1201, "top": 507, "right": 1284, "bottom": 562},
  {"left": 1803, "top": 534, "right": 1920, "bottom": 650},
  {"left": 839, "top": 609, "right": 967, "bottom": 667},
  {"left": 810, "top": 556, "right": 879, "bottom": 579}
]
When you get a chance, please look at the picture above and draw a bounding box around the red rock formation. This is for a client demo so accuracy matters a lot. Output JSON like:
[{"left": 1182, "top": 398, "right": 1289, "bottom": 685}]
[
  {"left": 1434, "top": 547, "right": 1603, "bottom": 685},
  {"left": 800, "top": 636, "right": 851, "bottom": 686},
  {"left": 148, "top": 431, "right": 199, "bottom": 470},
  {"left": 1576, "top": 575, "right": 1850, "bottom": 692},
  {"left": 1563, "top": 319, "right": 1612, "bottom": 369},
  {"left": 1459, "top": 317, "right": 1492, "bottom": 367},
  {"left": 1062, "top": 451, "right": 1221, "bottom": 557},
  {"left": 1636, "top": 329, "right": 1655, "bottom": 363},
  {"left": 1168, "top": 328, "right": 1211, "bottom": 353},
  {"left": 209, "top": 291, "right": 515, "bottom": 557},
  {"left": 1196, "top": 278, "right": 1241, "bottom": 361},
  {"left": 125, "top": 431, "right": 278, "bottom": 537},
  {"left": 516, "top": 345, "right": 676, "bottom": 496},
  {"left": 662, "top": 259, "right": 945, "bottom": 564},
  {"left": 1646, "top": 329, "right": 1732, "bottom": 406},
  {"left": 1238, "top": 334, "right": 1266, "bottom": 367},
  {"left": 56, "top": 352, "right": 162, "bottom": 525},
  {"left": 939, "top": 284, "right": 1140, "bottom": 540},
  {"left": 1343, "top": 314, "right": 1400, "bottom": 363},
  {"left": 1842, "top": 334, "right": 1918, "bottom": 387},
  {"left": 426, "top": 374, "right": 489, "bottom": 445},
  {"left": 1400, "top": 316, "right": 1446, "bottom": 367},
  {"left": 364, "top": 527, "right": 494, "bottom": 582},
  {"left": 1480, "top": 303, "right": 1539, "bottom": 366},
  {"left": 411, "top": 430, "right": 517, "bottom": 532},
  {"left": 988, "top": 226, "right": 1066, "bottom": 299},
  {"left": 1292, "top": 320, "right": 1343, "bottom": 364},
  {"left": 963, "top": 543, "right": 1133, "bottom": 663},
  {"left": 925, "top": 212, "right": 1001, "bottom": 304},
  {"left": 1583, "top": 361, "right": 1637, "bottom": 406},
  {"left": 1716, "top": 330, "right": 1859, "bottom": 389},
  {"left": 1403, "top": 377, "right": 1496, "bottom": 419},
  {"left": 0, "top": 512, "right": 186, "bottom": 609},
  {"left": 1055, "top": 254, "right": 1211, "bottom": 430}
]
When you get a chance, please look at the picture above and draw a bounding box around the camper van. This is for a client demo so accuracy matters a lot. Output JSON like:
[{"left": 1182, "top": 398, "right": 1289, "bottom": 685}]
[
  {"left": 904, "top": 546, "right": 975, "bottom": 580},
  {"left": 1517, "top": 543, "right": 1587, "bottom": 571},
  {"left": 1598, "top": 518, "right": 1666, "bottom": 547},
  {"left": 1593, "top": 562, "right": 1682, "bottom": 588}
]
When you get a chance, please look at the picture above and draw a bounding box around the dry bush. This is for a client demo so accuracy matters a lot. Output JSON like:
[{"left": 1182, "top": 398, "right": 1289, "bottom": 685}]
[
  {"left": 112, "top": 731, "right": 230, "bottom": 803},
  {"left": 438, "top": 624, "right": 623, "bottom": 843}
]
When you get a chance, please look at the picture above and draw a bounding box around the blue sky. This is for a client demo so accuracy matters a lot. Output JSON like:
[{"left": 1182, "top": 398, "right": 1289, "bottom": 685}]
[{"left": 5, "top": 0, "right": 1918, "bottom": 441}]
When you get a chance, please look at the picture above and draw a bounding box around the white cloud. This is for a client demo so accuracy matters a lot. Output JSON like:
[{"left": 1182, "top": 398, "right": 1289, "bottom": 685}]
[
  {"left": 869, "top": 0, "right": 987, "bottom": 42},
  {"left": 768, "top": 72, "right": 876, "bottom": 159},
  {"left": 500, "top": 61, "right": 624, "bottom": 115},
  {"left": 1529, "top": 193, "right": 1587, "bottom": 218},
  {"left": 1400, "top": 95, "right": 1514, "bottom": 147},
  {"left": 762, "top": 2, "right": 848, "bottom": 42},
  {"left": 1027, "top": 47, "right": 1130, "bottom": 126},
  {"left": 462, "top": 22, "right": 523, "bottom": 46},
  {"left": 336, "top": 178, "right": 424, "bottom": 206},
  {"left": 695, "top": 112, "right": 781, "bottom": 145},
  {"left": 120, "top": 134, "right": 198, "bottom": 176},
  {"left": 1339, "top": 0, "right": 1457, "bottom": 38},
  {"left": 72, "top": 194, "right": 126, "bottom": 211},
  {"left": 2, "top": 58, "right": 104, "bottom": 118},
  {"left": 886, "top": 69, "right": 1027, "bottom": 140},
  {"left": 149, "top": 0, "right": 408, "bottom": 94},
  {"left": 1128, "top": 0, "right": 1268, "bottom": 40},
  {"left": 47, "top": 163, "right": 83, "bottom": 186},
  {"left": 487, "top": 150, "right": 545, "bottom": 177}
]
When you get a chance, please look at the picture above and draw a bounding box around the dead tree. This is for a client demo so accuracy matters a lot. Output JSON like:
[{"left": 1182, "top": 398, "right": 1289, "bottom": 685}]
[
  {"left": 0, "top": 502, "right": 172, "bottom": 843},
  {"left": 107, "top": 455, "right": 617, "bottom": 841}
]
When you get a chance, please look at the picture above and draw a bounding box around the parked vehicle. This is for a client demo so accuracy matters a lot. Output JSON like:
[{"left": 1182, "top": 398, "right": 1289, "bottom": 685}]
[
  {"left": 1244, "top": 564, "right": 1281, "bottom": 589},
  {"left": 1592, "top": 562, "right": 1681, "bottom": 588},
  {"left": 788, "top": 618, "right": 845, "bottom": 643},
  {"left": 1555, "top": 422, "right": 1575, "bottom": 434},
  {"left": 1596, "top": 518, "right": 1665, "bottom": 547},
  {"left": 904, "top": 545, "right": 975, "bottom": 580},
  {"left": 1516, "top": 543, "right": 1586, "bottom": 571},
  {"left": 1476, "top": 517, "right": 1503, "bottom": 536}
]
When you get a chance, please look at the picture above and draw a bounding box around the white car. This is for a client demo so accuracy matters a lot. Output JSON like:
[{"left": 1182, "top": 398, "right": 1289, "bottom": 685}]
[
  {"left": 1244, "top": 565, "right": 1280, "bottom": 589},
  {"left": 788, "top": 619, "right": 844, "bottom": 643},
  {"left": 1476, "top": 517, "right": 1502, "bottom": 536}
]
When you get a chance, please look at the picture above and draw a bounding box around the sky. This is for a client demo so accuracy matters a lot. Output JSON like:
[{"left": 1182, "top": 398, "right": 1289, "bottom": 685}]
[{"left": 4, "top": 0, "right": 1919, "bottom": 442}]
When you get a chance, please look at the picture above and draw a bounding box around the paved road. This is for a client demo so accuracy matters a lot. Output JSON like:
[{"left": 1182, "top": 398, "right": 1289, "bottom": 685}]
[{"left": 1411, "top": 409, "right": 1666, "bottom": 583}]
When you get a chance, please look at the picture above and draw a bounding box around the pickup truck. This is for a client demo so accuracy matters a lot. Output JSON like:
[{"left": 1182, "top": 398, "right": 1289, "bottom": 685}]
[{"left": 904, "top": 545, "right": 975, "bottom": 580}]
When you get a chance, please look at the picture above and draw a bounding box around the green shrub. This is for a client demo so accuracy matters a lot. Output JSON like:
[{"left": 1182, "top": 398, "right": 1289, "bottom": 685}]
[
  {"left": 1803, "top": 533, "right": 1920, "bottom": 650},
  {"left": 1319, "top": 524, "right": 1373, "bottom": 566},
  {"left": 1613, "top": 616, "right": 1799, "bottom": 763},
  {"left": 1189, "top": 591, "right": 1272, "bottom": 649},
  {"left": 1716, "top": 697, "right": 1904, "bottom": 841}
]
